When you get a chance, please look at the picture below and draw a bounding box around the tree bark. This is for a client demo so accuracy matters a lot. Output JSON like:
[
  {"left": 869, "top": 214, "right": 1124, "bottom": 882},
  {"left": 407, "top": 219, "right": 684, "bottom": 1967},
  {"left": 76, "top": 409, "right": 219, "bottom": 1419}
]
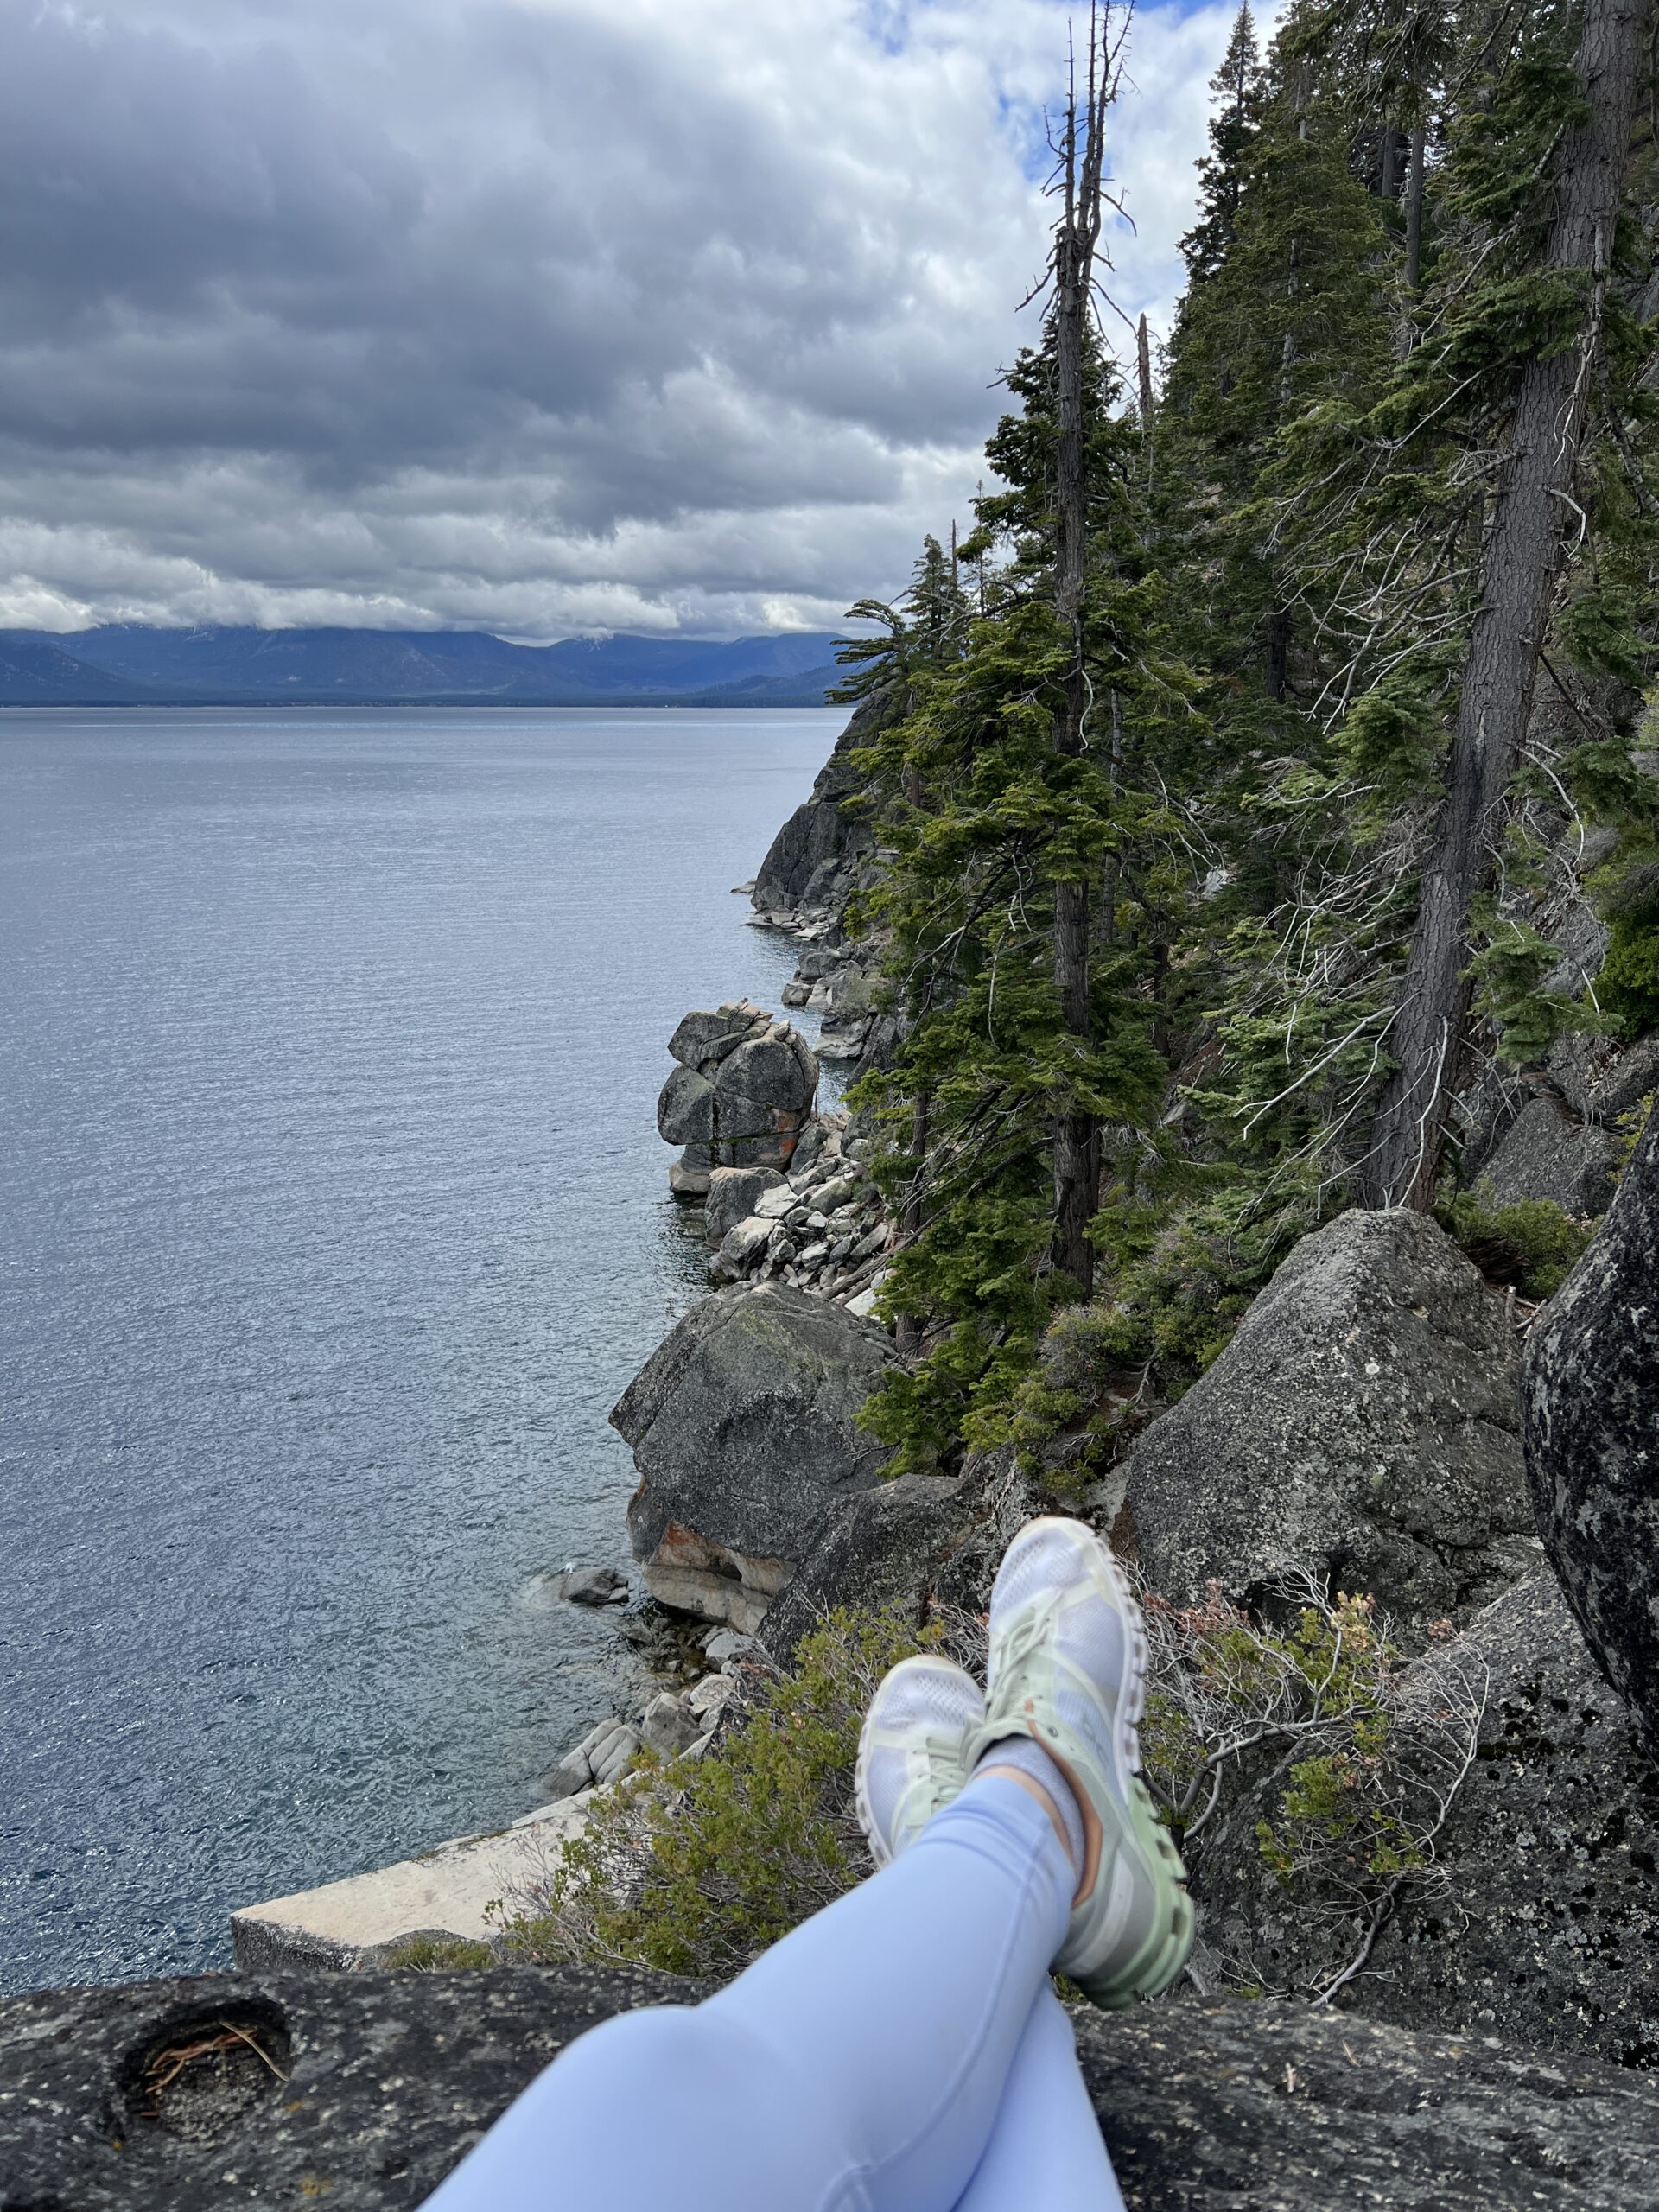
[
  {"left": 894, "top": 1088, "right": 930, "bottom": 1359},
  {"left": 1362, "top": 0, "right": 1647, "bottom": 1210},
  {"left": 1048, "top": 22, "right": 1116, "bottom": 1296},
  {"left": 1403, "top": 124, "right": 1427, "bottom": 292}
]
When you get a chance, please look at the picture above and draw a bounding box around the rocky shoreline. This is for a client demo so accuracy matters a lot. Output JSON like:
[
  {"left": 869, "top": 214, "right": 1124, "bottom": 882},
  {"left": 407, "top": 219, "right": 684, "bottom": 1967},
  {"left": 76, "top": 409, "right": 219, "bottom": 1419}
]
[{"left": 6, "top": 702, "right": 1659, "bottom": 2205}]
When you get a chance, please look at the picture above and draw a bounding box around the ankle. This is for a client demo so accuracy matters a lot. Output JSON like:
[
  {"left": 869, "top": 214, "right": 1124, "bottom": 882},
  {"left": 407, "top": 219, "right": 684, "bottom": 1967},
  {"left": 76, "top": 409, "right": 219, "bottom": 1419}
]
[
  {"left": 974, "top": 1736, "right": 1085, "bottom": 1873},
  {"left": 977, "top": 1765, "right": 1076, "bottom": 1868}
]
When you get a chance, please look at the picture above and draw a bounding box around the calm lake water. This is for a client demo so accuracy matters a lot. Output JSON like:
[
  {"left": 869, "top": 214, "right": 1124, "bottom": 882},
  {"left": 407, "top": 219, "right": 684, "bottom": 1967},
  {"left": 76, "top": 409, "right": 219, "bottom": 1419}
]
[{"left": 0, "top": 704, "right": 842, "bottom": 1994}]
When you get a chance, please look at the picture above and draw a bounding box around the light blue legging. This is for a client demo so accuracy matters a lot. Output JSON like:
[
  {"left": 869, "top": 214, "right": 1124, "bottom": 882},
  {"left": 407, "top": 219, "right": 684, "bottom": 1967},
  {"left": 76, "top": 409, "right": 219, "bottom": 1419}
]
[{"left": 423, "top": 1776, "right": 1124, "bottom": 2210}]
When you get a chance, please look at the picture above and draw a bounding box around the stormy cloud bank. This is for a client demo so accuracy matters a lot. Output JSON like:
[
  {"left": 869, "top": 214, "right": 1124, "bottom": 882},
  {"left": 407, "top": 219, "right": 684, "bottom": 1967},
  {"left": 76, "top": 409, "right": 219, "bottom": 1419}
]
[{"left": 1, "top": 0, "right": 1251, "bottom": 639}]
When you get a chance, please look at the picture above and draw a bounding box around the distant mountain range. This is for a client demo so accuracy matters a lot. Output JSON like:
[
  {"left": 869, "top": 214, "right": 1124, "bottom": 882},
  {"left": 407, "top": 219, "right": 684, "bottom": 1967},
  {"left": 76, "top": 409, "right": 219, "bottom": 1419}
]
[{"left": 0, "top": 626, "right": 844, "bottom": 707}]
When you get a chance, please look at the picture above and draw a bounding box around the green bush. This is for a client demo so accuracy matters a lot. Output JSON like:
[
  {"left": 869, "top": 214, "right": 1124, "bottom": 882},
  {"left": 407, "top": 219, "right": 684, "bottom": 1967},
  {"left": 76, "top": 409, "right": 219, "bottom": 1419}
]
[
  {"left": 498, "top": 1608, "right": 961, "bottom": 1981},
  {"left": 1599, "top": 907, "right": 1659, "bottom": 1035},
  {"left": 1093, "top": 1183, "right": 1313, "bottom": 1397},
  {"left": 1439, "top": 1185, "right": 1592, "bottom": 1297},
  {"left": 378, "top": 1934, "right": 496, "bottom": 1973}
]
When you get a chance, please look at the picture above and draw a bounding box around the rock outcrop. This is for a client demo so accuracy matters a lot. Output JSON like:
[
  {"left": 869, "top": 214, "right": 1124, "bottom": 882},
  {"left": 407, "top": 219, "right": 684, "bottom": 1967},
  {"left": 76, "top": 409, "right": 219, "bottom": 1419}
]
[
  {"left": 7, "top": 1966, "right": 1659, "bottom": 2209},
  {"left": 1188, "top": 1568, "right": 1659, "bottom": 2069},
  {"left": 1457, "top": 1028, "right": 1657, "bottom": 1212},
  {"left": 1121, "top": 1209, "right": 1536, "bottom": 1641},
  {"left": 760, "top": 1444, "right": 1041, "bottom": 1660},
  {"left": 1478, "top": 1093, "right": 1623, "bottom": 1217},
  {"left": 657, "top": 1000, "right": 818, "bottom": 1195},
  {"left": 1523, "top": 1102, "right": 1659, "bottom": 1748},
  {"left": 750, "top": 691, "right": 883, "bottom": 927},
  {"left": 611, "top": 1283, "right": 898, "bottom": 1629}
]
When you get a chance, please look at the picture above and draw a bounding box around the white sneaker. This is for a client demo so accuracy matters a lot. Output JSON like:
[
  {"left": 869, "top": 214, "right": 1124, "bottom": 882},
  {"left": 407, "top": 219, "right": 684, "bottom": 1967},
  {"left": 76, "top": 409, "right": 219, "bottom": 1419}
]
[
  {"left": 855, "top": 1654, "right": 984, "bottom": 1867},
  {"left": 963, "top": 1516, "right": 1193, "bottom": 2008}
]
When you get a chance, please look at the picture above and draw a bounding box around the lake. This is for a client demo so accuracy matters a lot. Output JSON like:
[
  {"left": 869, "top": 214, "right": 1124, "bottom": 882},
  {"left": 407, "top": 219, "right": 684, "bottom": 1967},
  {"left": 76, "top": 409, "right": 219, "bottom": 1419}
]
[{"left": 0, "top": 704, "right": 842, "bottom": 1994}]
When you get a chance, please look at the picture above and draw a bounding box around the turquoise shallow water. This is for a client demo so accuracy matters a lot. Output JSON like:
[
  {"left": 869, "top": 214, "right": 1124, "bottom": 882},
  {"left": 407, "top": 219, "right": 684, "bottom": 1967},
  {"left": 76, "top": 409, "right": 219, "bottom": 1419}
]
[{"left": 0, "top": 704, "right": 841, "bottom": 1994}]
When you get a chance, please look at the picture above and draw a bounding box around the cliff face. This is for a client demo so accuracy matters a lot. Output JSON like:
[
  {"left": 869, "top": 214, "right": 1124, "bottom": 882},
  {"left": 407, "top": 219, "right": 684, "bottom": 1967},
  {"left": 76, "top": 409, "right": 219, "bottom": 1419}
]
[{"left": 751, "top": 690, "right": 885, "bottom": 925}]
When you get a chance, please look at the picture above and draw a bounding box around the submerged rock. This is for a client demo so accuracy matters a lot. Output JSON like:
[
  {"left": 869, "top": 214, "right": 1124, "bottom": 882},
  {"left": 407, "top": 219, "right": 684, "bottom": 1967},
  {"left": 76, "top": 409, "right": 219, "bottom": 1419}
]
[
  {"left": 5, "top": 1966, "right": 1658, "bottom": 2209},
  {"left": 1524, "top": 1103, "right": 1659, "bottom": 1749},
  {"left": 611, "top": 1283, "right": 897, "bottom": 1629},
  {"left": 557, "top": 1565, "right": 627, "bottom": 1607},
  {"left": 1121, "top": 1209, "right": 1536, "bottom": 1641}
]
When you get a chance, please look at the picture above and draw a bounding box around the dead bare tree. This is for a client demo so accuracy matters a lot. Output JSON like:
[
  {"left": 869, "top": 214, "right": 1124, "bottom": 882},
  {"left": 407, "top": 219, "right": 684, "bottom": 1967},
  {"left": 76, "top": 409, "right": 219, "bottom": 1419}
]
[{"left": 1048, "top": 3, "right": 1133, "bottom": 1293}]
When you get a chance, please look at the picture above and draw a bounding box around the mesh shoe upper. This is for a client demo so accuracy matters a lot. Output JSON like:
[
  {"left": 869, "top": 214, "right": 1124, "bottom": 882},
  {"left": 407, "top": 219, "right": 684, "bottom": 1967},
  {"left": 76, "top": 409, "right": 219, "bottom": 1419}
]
[
  {"left": 967, "top": 1516, "right": 1193, "bottom": 2009},
  {"left": 855, "top": 1654, "right": 983, "bottom": 1868}
]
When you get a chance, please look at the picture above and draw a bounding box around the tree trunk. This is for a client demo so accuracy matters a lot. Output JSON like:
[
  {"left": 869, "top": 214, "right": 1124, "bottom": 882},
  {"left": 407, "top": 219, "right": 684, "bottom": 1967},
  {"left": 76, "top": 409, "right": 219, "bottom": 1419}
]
[
  {"left": 1403, "top": 124, "right": 1427, "bottom": 292},
  {"left": 1362, "top": 0, "right": 1646, "bottom": 1211},
  {"left": 894, "top": 1087, "right": 930, "bottom": 1359},
  {"left": 1047, "top": 33, "right": 1115, "bottom": 1297},
  {"left": 1267, "top": 601, "right": 1290, "bottom": 701}
]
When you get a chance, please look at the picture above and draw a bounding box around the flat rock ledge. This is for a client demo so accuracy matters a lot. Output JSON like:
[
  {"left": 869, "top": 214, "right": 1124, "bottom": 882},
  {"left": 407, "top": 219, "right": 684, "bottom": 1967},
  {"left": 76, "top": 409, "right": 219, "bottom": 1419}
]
[
  {"left": 229, "top": 1797, "right": 593, "bottom": 1973},
  {"left": 4, "top": 1968, "right": 1658, "bottom": 2209}
]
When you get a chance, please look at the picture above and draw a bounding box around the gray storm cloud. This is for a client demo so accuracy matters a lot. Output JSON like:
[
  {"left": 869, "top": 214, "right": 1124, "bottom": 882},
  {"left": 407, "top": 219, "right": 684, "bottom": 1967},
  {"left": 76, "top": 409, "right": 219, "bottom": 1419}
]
[{"left": 0, "top": 0, "right": 1249, "bottom": 637}]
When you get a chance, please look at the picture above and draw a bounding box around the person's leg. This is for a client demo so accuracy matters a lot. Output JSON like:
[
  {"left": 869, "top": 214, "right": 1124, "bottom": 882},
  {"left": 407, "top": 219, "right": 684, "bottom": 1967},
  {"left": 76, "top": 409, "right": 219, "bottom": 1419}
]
[
  {"left": 419, "top": 1773, "right": 1071, "bottom": 2212},
  {"left": 950, "top": 1986, "right": 1124, "bottom": 2212}
]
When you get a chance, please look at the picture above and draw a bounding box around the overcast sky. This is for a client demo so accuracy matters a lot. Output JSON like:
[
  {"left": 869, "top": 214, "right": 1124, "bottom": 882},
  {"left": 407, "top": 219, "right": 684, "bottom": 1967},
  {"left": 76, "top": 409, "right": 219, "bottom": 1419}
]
[{"left": 0, "top": 0, "right": 1266, "bottom": 640}]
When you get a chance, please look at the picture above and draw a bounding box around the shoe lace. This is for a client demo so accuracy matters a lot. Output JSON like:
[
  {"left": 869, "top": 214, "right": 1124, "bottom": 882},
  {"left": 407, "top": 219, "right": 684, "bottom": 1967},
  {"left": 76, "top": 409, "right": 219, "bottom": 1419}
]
[{"left": 983, "top": 1594, "right": 1058, "bottom": 1730}]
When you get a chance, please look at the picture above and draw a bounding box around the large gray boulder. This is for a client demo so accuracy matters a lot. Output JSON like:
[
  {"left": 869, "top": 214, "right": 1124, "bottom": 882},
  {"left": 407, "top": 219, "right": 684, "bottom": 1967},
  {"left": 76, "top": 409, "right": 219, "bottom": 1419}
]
[
  {"left": 612, "top": 1284, "right": 897, "bottom": 1630},
  {"left": 1523, "top": 1103, "right": 1659, "bottom": 1749},
  {"left": 1121, "top": 1209, "right": 1535, "bottom": 1640},
  {"left": 658, "top": 1001, "right": 818, "bottom": 1195},
  {"left": 1478, "top": 1094, "right": 1622, "bottom": 1217},
  {"left": 1187, "top": 1569, "right": 1659, "bottom": 2069},
  {"left": 758, "top": 1445, "right": 1041, "bottom": 1661},
  {"left": 703, "top": 1165, "right": 785, "bottom": 1247},
  {"left": 1548, "top": 1025, "right": 1659, "bottom": 1123},
  {"left": 6, "top": 1967, "right": 1659, "bottom": 2209}
]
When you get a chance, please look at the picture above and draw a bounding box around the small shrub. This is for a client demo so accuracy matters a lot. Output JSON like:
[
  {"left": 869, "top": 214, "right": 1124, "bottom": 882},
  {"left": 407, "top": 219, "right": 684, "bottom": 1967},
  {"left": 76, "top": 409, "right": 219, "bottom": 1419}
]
[
  {"left": 1439, "top": 1185, "right": 1592, "bottom": 1296},
  {"left": 378, "top": 1934, "right": 496, "bottom": 1973},
  {"left": 1091, "top": 1183, "right": 1315, "bottom": 1400},
  {"left": 1138, "top": 1574, "right": 1484, "bottom": 2002},
  {"left": 1599, "top": 907, "right": 1659, "bottom": 1034},
  {"left": 497, "top": 1607, "right": 976, "bottom": 1981},
  {"left": 997, "top": 1304, "right": 1150, "bottom": 1490}
]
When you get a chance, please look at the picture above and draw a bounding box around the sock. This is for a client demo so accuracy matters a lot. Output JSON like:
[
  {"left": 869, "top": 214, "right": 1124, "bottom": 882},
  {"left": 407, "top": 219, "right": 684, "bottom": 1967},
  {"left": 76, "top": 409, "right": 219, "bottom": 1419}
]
[{"left": 975, "top": 1735, "right": 1085, "bottom": 1871}]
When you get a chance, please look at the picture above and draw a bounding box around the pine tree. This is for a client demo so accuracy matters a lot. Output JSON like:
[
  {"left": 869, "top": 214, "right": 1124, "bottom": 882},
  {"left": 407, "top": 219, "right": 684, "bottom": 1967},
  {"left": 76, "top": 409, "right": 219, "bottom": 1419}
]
[
  {"left": 1179, "top": 5, "right": 1266, "bottom": 286},
  {"left": 844, "top": 315, "right": 1205, "bottom": 1468},
  {"left": 818, "top": 0, "right": 1656, "bottom": 1476},
  {"left": 1213, "top": 0, "right": 1658, "bottom": 1205},
  {"left": 829, "top": 535, "right": 969, "bottom": 710}
]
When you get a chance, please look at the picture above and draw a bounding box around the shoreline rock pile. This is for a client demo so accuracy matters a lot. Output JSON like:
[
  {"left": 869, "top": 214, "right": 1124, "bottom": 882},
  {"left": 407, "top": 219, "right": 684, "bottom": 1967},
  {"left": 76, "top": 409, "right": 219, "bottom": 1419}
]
[
  {"left": 543, "top": 1652, "right": 743, "bottom": 1797},
  {"left": 703, "top": 1122, "right": 892, "bottom": 1311},
  {"left": 744, "top": 689, "right": 900, "bottom": 1067},
  {"left": 658, "top": 999, "right": 896, "bottom": 1312}
]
